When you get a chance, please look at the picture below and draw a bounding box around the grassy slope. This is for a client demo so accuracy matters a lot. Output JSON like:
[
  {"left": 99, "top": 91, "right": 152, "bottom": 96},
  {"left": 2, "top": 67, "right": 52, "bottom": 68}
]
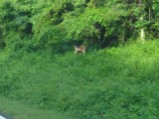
[{"left": 1, "top": 40, "right": 159, "bottom": 119}]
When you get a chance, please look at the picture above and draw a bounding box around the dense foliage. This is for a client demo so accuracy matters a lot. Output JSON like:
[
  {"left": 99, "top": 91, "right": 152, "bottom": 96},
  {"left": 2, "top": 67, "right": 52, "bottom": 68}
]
[
  {"left": 0, "top": 0, "right": 159, "bottom": 51},
  {"left": 1, "top": 40, "right": 159, "bottom": 119},
  {"left": 1, "top": 0, "right": 159, "bottom": 119}
]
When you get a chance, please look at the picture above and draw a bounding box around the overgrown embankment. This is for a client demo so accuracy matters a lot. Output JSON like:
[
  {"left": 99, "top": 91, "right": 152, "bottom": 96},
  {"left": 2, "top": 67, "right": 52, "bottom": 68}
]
[{"left": 1, "top": 40, "right": 159, "bottom": 119}]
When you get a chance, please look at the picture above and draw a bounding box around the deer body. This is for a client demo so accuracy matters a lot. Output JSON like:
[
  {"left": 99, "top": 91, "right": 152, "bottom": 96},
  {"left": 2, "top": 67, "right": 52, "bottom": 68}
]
[{"left": 74, "top": 45, "right": 86, "bottom": 54}]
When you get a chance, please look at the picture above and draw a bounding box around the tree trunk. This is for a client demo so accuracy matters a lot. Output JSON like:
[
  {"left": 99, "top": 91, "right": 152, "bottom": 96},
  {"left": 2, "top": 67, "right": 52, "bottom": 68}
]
[
  {"left": 139, "top": 0, "right": 145, "bottom": 42},
  {"left": 140, "top": 17, "right": 145, "bottom": 42}
]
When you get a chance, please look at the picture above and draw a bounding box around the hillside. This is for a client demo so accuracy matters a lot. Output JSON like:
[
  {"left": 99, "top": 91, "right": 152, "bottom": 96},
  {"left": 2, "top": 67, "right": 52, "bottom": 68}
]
[
  {"left": 1, "top": 40, "right": 159, "bottom": 119},
  {"left": 0, "top": 0, "right": 159, "bottom": 118}
]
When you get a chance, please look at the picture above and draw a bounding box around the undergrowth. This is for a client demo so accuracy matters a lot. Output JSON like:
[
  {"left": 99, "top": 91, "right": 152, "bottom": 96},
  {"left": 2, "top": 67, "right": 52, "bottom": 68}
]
[{"left": 1, "top": 40, "right": 159, "bottom": 119}]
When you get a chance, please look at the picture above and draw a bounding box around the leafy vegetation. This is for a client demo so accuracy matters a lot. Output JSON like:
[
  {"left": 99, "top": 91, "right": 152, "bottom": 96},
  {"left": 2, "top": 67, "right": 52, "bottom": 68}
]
[
  {"left": 1, "top": 40, "right": 159, "bottom": 118},
  {"left": 0, "top": 0, "right": 159, "bottom": 50},
  {"left": 1, "top": 0, "right": 159, "bottom": 119}
]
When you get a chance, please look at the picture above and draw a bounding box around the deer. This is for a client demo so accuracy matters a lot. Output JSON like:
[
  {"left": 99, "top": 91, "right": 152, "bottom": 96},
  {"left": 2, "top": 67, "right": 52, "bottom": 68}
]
[{"left": 74, "top": 45, "right": 86, "bottom": 54}]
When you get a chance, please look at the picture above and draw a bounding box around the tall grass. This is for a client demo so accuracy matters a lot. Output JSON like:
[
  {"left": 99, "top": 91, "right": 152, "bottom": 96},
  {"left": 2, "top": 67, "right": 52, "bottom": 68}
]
[{"left": 1, "top": 40, "right": 159, "bottom": 118}]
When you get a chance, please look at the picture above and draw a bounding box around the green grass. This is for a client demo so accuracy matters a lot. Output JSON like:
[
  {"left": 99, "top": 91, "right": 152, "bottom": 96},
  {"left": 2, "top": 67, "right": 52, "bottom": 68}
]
[
  {"left": 0, "top": 96, "right": 73, "bottom": 119},
  {"left": 1, "top": 40, "right": 159, "bottom": 119}
]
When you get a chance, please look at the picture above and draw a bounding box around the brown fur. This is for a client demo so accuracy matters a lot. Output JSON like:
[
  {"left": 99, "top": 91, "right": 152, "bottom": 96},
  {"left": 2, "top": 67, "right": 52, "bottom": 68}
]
[{"left": 74, "top": 45, "right": 86, "bottom": 54}]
